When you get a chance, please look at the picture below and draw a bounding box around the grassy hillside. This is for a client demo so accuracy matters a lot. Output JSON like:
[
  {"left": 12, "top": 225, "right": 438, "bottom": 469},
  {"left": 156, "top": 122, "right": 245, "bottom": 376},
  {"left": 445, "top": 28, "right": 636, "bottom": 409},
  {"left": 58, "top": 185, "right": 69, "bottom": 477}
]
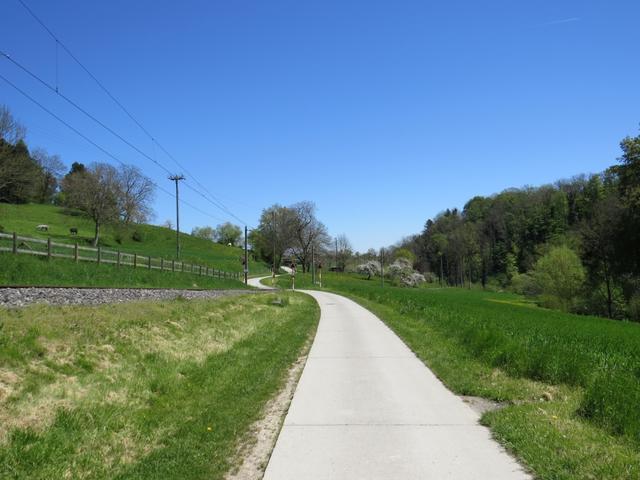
[
  {"left": 0, "top": 292, "right": 319, "bottom": 479},
  {"left": 274, "top": 272, "right": 640, "bottom": 479},
  {"left": 0, "top": 203, "right": 269, "bottom": 274}
]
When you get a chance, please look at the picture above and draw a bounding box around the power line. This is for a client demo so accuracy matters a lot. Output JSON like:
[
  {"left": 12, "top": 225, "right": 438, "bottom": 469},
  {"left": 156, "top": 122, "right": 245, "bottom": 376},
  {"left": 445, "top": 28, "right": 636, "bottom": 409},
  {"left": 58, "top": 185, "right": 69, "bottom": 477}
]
[
  {"left": 0, "top": 72, "right": 226, "bottom": 225},
  {"left": 1, "top": 50, "right": 172, "bottom": 175},
  {"left": 15, "top": 0, "right": 250, "bottom": 227},
  {"left": 1, "top": 49, "right": 248, "bottom": 225}
]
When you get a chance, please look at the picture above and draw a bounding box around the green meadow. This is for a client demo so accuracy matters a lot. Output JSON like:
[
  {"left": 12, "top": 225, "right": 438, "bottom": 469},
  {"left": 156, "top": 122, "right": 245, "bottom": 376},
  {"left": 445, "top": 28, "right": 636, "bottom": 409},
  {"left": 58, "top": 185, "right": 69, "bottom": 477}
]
[{"left": 273, "top": 272, "right": 640, "bottom": 479}]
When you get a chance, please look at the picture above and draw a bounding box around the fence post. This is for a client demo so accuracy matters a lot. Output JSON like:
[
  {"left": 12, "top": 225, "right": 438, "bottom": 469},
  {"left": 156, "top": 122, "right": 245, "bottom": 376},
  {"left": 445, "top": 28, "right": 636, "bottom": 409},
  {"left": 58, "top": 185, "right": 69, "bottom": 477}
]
[
  {"left": 161, "top": 258, "right": 164, "bottom": 271},
  {"left": 181, "top": 261, "right": 184, "bottom": 272},
  {"left": 134, "top": 254, "right": 138, "bottom": 268},
  {"left": 47, "top": 237, "right": 52, "bottom": 260},
  {"left": 12, "top": 232, "right": 17, "bottom": 254},
  {"left": 199, "top": 265, "right": 202, "bottom": 276},
  {"left": 74, "top": 242, "right": 78, "bottom": 262},
  {"left": 117, "top": 250, "right": 121, "bottom": 267},
  {"left": 148, "top": 256, "right": 152, "bottom": 269},
  {"left": 172, "top": 260, "right": 175, "bottom": 272},
  {"left": 97, "top": 246, "right": 101, "bottom": 265}
]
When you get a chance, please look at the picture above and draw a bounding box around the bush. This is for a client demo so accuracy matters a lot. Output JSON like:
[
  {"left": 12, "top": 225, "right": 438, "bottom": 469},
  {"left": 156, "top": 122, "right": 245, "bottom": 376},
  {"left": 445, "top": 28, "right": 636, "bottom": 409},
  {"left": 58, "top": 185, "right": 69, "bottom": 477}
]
[
  {"left": 131, "top": 230, "right": 144, "bottom": 242},
  {"left": 0, "top": 224, "right": 4, "bottom": 233},
  {"left": 424, "top": 271, "right": 438, "bottom": 283},
  {"left": 532, "top": 245, "right": 585, "bottom": 312},
  {"left": 113, "top": 226, "right": 127, "bottom": 245},
  {"left": 357, "top": 261, "right": 380, "bottom": 280},
  {"left": 511, "top": 272, "right": 539, "bottom": 297},
  {"left": 387, "top": 258, "right": 425, "bottom": 287}
]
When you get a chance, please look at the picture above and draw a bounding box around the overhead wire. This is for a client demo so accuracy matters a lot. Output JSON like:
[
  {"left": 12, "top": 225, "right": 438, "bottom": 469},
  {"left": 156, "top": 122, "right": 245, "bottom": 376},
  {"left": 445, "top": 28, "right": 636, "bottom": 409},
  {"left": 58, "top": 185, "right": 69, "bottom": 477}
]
[
  {"left": 1, "top": 49, "right": 249, "bottom": 226},
  {"left": 15, "top": 0, "right": 250, "bottom": 227},
  {"left": 0, "top": 72, "right": 226, "bottom": 224}
]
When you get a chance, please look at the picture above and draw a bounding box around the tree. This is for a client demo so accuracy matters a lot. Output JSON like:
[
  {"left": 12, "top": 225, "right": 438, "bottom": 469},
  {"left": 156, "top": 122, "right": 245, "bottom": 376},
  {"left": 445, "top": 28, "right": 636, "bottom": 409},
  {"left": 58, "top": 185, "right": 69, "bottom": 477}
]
[
  {"left": 357, "top": 260, "right": 380, "bottom": 280},
  {"left": 0, "top": 139, "right": 42, "bottom": 203},
  {"left": 290, "top": 201, "right": 330, "bottom": 272},
  {"left": 162, "top": 219, "right": 174, "bottom": 230},
  {"left": 215, "top": 222, "right": 242, "bottom": 246},
  {"left": 610, "top": 132, "right": 640, "bottom": 276},
  {"left": 62, "top": 163, "right": 121, "bottom": 246},
  {"left": 251, "top": 204, "right": 297, "bottom": 268},
  {"left": 335, "top": 233, "right": 353, "bottom": 271},
  {"left": 0, "top": 105, "right": 26, "bottom": 145},
  {"left": 532, "top": 245, "right": 586, "bottom": 312},
  {"left": 31, "top": 148, "right": 65, "bottom": 204},
  {"left": 192, "top": 226, "right": 215, "bottom": 241},
  {"left": 118, "top": 165, "right": 155, "bottom": 224},
  {"left": 579, "top": 193, "right": 621, "bottom": 318}
]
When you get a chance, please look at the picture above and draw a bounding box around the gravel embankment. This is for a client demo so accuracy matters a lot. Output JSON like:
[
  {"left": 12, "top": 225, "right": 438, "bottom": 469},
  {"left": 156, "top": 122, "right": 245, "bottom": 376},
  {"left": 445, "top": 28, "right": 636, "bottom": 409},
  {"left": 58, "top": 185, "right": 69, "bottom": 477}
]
[{"left": 0, "top": 287, "right": 260, "bottom": 308}]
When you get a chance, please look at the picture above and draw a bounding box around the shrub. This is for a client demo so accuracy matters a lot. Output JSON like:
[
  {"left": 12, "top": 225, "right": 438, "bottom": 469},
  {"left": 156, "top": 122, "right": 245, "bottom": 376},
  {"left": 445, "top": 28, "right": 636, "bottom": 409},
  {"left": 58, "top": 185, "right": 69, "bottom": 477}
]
[
  {"left": 532, "top": 245, "right": 585, "bottom": 312},
  {"left": 357, "top": 261, "right": 380, "bottom": 280},
  {"left": 131, "top": 230, "right": 144, "bottom": 242},
  {"left": 387, "top": 258, "right": 425, "bottom": 287},
  {"left": 423, "top": 271, "right": 438, "bottom": 283},
  {"left": 511, "top": 272, "right": 539, "bottom": 297},
  {"left": 0, "top": 224, "right": 4, "bottom": 233}
]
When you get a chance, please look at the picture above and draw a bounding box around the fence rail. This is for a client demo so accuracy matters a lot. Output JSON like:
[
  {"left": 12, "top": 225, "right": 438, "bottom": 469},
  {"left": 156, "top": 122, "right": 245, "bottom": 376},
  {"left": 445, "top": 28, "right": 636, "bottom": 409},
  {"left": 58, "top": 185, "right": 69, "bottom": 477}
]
[{"left": 0, "top": 232, "right": 241, "bottom": 281}]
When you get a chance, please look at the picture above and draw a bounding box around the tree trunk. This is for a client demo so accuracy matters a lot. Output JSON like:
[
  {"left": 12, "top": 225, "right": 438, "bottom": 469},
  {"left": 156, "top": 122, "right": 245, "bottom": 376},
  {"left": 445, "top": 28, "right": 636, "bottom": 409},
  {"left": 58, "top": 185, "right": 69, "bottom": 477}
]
[
  {"left": 604, "top": 263, "right": 613, "bottom": 319},
  {"left": 93, "top": 220, "right": 100, "bottom": 247}
]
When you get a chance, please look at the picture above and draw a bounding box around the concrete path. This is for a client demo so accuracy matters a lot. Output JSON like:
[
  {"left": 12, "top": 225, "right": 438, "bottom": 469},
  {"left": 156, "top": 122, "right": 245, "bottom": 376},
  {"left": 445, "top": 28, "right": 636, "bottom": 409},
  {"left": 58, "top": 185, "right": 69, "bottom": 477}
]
[
  {"left": 247, "top": 275, "right": 276, "bottom": 290},
  {"left": 262, "top": 288, "right": 531, "bottom": 480}
]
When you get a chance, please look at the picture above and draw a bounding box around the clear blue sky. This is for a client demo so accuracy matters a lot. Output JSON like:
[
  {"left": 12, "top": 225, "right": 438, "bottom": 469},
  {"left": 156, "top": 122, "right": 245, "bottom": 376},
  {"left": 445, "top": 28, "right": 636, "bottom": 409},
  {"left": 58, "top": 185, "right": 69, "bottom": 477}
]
[{"left": 1, "top": 0, "right": 639, "bottom": 251}]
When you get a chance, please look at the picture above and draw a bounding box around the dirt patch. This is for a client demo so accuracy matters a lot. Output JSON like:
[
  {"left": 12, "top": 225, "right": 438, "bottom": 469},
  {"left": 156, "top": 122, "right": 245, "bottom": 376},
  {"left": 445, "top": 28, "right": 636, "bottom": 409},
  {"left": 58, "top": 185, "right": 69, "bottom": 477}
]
[
  {"left": 461, "top": 395, "right": 505, "bottom": 415},
  {"left": 225, "top": 338, "right": 313, "bottom": 480}
]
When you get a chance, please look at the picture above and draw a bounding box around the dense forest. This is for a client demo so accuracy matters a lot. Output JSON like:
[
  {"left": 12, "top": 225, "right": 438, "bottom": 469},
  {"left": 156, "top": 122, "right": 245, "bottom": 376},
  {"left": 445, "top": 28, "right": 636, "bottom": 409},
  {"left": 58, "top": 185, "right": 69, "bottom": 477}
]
[{"left": 405, "top": 131, "right": 640, "bottom": 319}]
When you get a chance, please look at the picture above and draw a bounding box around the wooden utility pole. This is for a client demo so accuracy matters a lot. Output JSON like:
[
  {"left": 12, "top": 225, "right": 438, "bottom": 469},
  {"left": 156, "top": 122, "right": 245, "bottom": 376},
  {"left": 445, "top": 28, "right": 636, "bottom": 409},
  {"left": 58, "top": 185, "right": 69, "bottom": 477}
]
[
  {"left": 244, "top": 225, "right": 248, "bottom": 285},
  {"left": 381, "top": 247, "right": 384, "bottom": 288},
  {"left": 169, "top": 174, "right": 185, "bottom": 259},
  {"left": 311, "top": 244, "right": 315, "bottom": 285},
  {"left": 272, "top": 210, "right": 276, "bottom": 284}
]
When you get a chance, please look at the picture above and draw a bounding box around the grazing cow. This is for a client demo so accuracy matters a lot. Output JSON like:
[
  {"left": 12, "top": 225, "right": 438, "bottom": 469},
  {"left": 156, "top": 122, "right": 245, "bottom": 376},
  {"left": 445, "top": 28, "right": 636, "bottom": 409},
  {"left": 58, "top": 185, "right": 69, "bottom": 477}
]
[
  {"left": 36, "top": 224, "right": 49, "bottom": 232},
  {"left": 70, "top": 227, "right": 78, "bottom": 236}
]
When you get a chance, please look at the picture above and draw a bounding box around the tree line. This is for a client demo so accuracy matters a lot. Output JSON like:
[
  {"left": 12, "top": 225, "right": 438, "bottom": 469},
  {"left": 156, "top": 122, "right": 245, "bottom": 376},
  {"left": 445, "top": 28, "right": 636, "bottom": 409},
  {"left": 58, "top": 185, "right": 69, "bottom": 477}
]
[
  {"left": 0, "top": 105, "right": 155, "bottom": 246},
  {"left": 396, "top": 130, "right": 640, "bottom": 320}
]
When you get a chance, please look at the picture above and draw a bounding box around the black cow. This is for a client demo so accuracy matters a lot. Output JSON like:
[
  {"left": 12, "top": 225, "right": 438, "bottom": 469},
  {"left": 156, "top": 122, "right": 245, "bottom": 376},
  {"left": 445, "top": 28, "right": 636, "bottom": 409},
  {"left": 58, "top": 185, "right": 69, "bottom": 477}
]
[{"left": 70, "top": 227, "right": 78, "bottom": 236}]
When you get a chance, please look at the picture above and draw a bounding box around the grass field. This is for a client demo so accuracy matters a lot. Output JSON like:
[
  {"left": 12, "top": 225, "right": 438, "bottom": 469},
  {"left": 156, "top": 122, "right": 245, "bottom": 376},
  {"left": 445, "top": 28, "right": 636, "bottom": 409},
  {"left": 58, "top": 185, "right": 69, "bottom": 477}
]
[
  {"left": 0, "top": 203, "right": 269, "bottom": 274},
  {"left": 0, "top": 292, "right": 319, "bottom": 479},
  {"left": 274, "top": 272, "right": 640, "bottom": 479},
  {"left": 0, "top": 254, "right": 245, "bottom": 289}
]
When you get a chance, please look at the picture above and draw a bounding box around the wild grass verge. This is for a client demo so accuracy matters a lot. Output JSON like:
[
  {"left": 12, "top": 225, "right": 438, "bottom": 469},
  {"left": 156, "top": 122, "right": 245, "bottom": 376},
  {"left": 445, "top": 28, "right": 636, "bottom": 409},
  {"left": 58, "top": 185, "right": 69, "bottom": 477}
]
[{"left": 0, "top": 292, "right": 319, "bottom": 479}]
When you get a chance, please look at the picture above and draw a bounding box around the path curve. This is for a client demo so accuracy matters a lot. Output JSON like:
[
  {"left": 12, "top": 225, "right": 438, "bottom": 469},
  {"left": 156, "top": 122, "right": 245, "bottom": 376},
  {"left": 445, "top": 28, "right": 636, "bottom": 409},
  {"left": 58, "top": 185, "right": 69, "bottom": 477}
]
[{"left": 252, "top": 278, "right": 530, "bottom": 479}]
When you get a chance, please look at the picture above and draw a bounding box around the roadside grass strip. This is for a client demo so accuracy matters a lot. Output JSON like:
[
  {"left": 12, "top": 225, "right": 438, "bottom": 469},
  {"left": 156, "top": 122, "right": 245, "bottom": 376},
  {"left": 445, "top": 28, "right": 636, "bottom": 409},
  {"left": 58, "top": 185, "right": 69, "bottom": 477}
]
[{"left": 0, "top": 292, "right": 319, "bottom": 479}]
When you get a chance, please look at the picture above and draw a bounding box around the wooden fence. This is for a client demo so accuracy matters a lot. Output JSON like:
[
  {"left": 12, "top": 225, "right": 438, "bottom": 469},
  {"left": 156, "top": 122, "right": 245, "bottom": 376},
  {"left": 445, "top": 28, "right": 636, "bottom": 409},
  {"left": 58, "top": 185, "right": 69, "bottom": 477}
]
[{"left": 0, "top": 232, "right": 241, "bottom": 281}]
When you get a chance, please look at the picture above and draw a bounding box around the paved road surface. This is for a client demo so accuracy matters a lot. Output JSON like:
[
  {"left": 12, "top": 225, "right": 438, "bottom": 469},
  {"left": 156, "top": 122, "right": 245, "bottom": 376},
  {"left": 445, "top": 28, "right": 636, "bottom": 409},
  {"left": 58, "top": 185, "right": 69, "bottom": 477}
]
[{"left": 250, "top": 278, "right": 530, "bottom": 479}]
